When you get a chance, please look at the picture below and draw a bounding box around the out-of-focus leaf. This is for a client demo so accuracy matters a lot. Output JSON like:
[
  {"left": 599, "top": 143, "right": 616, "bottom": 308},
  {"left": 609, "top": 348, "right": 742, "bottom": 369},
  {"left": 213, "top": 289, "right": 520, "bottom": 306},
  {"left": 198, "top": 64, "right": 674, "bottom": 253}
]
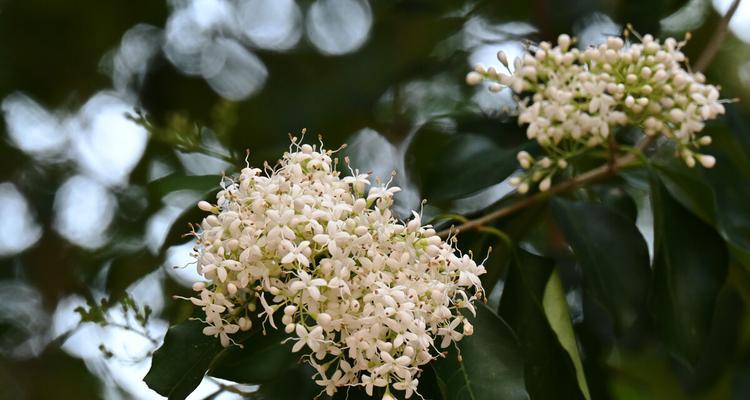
[
  {"left": 144, "top": 319, "right": 222, "bottom": 400},
  {"left": 433, "top": 303, "right": 529, "bottom": 400},
  {"left": 550, "top": 197, "right": 651, "bottom": 333},
  {"left": 702, "top": 122, "right": 750, "bottom": 255},
  {"left": 159, "top": 206, "right": 206, "bottom": 253},
  {"left": 0, "top": 348, "right": 102, "bottom": 400},
  {"left": 733, "top": 353, "right": 750, "bottom": 400},
  {"left": 650, "top": 174, "right": 728, "bottom": 364},
  {"left": 106, "top": 250, "right": 163, "bottom": 296},
  {"left": 407, "top": 122, "right": 528, "bottom": 202},
  {"left": 147, "top": 173, "right": 220, "bottom": 200},
  {"left": 589, "top": 184, "right": 638, "bottom": 223},
  {"left": 543, "top": 270, "right": 591, "bottom": 400},
  {"left": 208, "top": 328, "right": 296, "bottom": 384},
  {"left": 499, "top": 249, "right": 587, "bottom": 400},
  {"left": 682, "top": 270, "right": 746, "bottom": 393}
]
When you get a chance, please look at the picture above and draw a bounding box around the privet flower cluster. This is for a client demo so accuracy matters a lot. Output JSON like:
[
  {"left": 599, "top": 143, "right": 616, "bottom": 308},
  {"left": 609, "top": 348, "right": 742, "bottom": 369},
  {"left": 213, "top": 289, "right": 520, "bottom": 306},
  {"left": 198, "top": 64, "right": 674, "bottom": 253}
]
[
  {"left": 183, "top": 137, "right": 485, "bottom": 399},
  {"left": 467, "top": 31, "right": 725, "bottom": 193}
]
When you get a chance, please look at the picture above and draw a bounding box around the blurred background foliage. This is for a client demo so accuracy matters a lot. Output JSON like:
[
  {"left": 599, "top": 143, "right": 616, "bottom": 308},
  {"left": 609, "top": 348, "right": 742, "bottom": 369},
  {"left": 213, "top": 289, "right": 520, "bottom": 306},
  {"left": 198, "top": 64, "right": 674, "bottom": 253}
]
[{"left": 2, "top": 0, "right": 750, "bottom": 399}]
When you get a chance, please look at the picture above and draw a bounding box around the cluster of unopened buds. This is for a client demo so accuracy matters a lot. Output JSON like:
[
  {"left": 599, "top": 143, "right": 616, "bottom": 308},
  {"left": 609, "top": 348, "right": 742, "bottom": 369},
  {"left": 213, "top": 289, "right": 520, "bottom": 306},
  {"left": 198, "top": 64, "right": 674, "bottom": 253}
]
[
  {"left": 467, "top": 28, "right": 726, "bottom": 193},
  {"left": 181, "top": 134, "right": 486, "bottom": 399}
]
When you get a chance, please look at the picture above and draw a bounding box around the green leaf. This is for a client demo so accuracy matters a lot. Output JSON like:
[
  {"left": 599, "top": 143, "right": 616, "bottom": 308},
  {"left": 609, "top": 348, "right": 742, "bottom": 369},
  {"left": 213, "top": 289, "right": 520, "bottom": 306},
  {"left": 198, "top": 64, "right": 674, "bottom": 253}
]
[
  {"left": 144, "top": 319, "right": 223, "bottom": 400},
  {"left": 407, "top": 122, "right": 529, "bottom": 202},
  {"left": 701, "top": 124, "right": 750, "bottom": 255},
  {"left": 543, "top": 270, "right": 591, "bottom": 400},
  {"left": 550, "top": 197, "right": 651, "bottom": 332},
  {"left": 499, "top": 249, "right": 587, "bottom": 400},
  {"left": 208, "top": 328, "right": 297, "bottom": 383},
  {"left": 106, "top": 250, "right": 163, "bottom": 296},
  {"left": 433, "top": 303, "right": 529, "bottom": 400},
  {"left": 589, "top": 184, "right": 638, "bottom": 223},
  {"left": 650, "top": 174, "right": 728, "bottom": 364},
  {"left": 159, "top": 206, "right": 208, "bottom": 253},
  {"left": 653, "top": 111, "right": 750, "bottom": 262},
  {"left": 147, "top": 173, "right": 221, "bottom": 199},
  {"left": 651, "top": 157, "right": 715, "bottom": 223},
  {"left": 252, "top": 364, "right": 321, "bottom": 400}
]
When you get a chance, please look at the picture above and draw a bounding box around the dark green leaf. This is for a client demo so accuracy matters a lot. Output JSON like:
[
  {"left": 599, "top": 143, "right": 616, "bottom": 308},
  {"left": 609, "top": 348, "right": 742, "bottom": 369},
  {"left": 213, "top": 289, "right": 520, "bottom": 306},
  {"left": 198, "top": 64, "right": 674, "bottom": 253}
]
[
  {"left": 160, "top": 206, "right": 207, "bottom": 253},
  {"left": 106, "top": 250, "right": 163, "bottom": 296},
  {"left": 208, "top": 328, "right": 297, "bottom": 383},
  {"left": 0, "top": 348, "right": 102, "bottom": 399},
  {"left": 407, "top": 121, "right": 529, "bottom": 202},
  {"left": 433, "top": 303, "right": 529, "bottom": 400},
  {"left": 653, "top": 111, "right": 750, "bottom": 261},
  {"left": 550, "top": 197, "right": 651, "bottom": 332},
  {"left": 499, "top": 249, "right": 587, "bottom": 400},
  {"left": 650, "top": 174, "right": 728, "bottom": 365},
  {"left": 651, "top": 157, "right": 715, "bottom": 223},
  {"left": 144, "top": 319, "right": 222, "bottom": 400},
  {"left": 702, "top": 123, "right": 750, "bottom": 255},
  {"left": 148, "top": 173, "right": 221, "bottom": 199},
  {"left": 589, "top": 184, "right": 638, "bottom": 223},
  {"left": 253, "top": 364, "right": 321, "bottom": 400}
]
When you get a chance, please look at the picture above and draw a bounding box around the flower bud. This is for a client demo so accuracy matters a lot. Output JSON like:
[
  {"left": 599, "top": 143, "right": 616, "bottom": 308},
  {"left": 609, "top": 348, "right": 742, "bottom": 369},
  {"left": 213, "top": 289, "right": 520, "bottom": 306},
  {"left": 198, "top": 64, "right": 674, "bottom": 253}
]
[
  {"left": 465, "top": 71, "right": 483, "bottom": 85},
  {"left": 317, "top": 312, "right": 332, "bottom": 328},
  {"left": 463, "top": 321, "right": 474, "bottom": 336},
  {"left": 198, "top": 201, "right": 215, "bottom": 213},
  {"left": 227, "top": 283, "right": 238, "bottom": 296},
  {"left": 669, "top": 108, "right": 685, "bottom": 122},
  {"left": 697, "top": 154, "right": 716, "bottom": 168},
  {"left": 497, "top": 50, "right": 509, "bottom": 66},
  {"left": 539, "top": 177, "right": 552, "bottom": 192},
  {"left": 558, "top": 34, "right": 571, "bottom": 51},
  {"left": 238, "top": 317, "right": 252, "bottom": 331}
]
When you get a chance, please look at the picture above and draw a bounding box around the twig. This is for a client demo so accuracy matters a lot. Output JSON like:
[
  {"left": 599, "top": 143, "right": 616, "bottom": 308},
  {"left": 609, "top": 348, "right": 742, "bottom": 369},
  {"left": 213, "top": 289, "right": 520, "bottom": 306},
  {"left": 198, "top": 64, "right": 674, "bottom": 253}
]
[
  {"left": 437, "top": 136, "right": 656, "bottom": 238},
  {"left": 693, "top": 0, "right": 742, "bottom": 73}
]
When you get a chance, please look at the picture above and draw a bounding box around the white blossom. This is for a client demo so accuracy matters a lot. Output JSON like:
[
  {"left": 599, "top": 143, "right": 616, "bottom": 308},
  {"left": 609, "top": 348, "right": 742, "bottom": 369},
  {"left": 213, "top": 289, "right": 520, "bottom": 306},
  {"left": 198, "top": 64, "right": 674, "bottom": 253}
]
[
  {"left": 183, "top": 135, "right": 485, "bottom": 398},
  {"left": 468, "top": 30, "right": 725, "bottom": 189}
]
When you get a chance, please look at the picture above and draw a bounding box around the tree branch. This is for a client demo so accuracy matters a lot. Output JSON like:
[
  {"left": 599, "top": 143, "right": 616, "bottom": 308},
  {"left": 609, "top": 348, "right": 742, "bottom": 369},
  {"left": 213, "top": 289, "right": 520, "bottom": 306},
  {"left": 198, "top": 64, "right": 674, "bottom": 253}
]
[
  {"left": 437, "top": 136, "right": 656, "bottom": 238},
  {"left": 693, "top": 0, "right": 742, "bottom": 73}
]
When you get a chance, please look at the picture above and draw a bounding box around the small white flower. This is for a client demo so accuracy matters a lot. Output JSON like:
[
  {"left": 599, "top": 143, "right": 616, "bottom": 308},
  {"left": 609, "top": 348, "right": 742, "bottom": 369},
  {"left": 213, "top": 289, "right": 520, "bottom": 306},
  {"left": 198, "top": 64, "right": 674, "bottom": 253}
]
[
  {"left": 184, "top": 137, "right": 485, "bottom": 398},
  {"left": 476, "top": 31, "right": 724, "bottom": 184},
  {"left": 393, "top": 377, "right": 419, "bottom": 399},
  {"left": 438, "top": 318, "right": 464, "bottom": 348},
  {"left": 203, "top": 323, "right": 239, "bottom": 347},
  {"left": 280, "top": 240, "right": 311, "bottom": 266},
  {"left": 362, "top": 373, "right": 387, "bottom": 396},
  {"left": 291, "top": 324, "right": 325, "bottom": 353}
]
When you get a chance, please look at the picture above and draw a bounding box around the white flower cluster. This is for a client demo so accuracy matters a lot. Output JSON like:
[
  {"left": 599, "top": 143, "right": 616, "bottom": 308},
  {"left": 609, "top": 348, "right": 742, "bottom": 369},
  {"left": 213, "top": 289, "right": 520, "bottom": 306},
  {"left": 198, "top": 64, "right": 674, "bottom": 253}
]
[
  {"left": 467, "top": 31, "right": 725, "bottom": 193},
  {"left": 184, "top": 136, "right": 485, "bottom": 399}
]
